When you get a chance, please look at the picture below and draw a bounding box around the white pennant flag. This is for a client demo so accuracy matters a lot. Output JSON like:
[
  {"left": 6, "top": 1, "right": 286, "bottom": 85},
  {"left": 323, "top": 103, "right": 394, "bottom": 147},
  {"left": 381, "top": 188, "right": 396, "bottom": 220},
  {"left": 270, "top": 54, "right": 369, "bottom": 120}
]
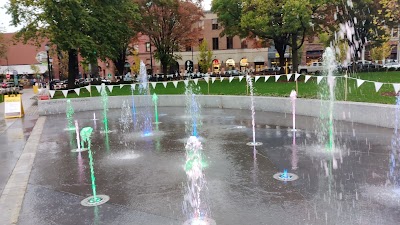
[
  {"left": 120, "top": 84, "right": 125, "bottom": 89},
  {"left": 393, "top": 84, "right": 400, "bottom": 94},
  {"left": 304, "top": 75, "right": 311, "bottom": 83},
  {"left": 95, "top": 85, "right": 102, "bottom": 93},
  {"left": 85, "top": 85, "right": 91, "bottom": 92},
  {"left": 264, "top": 76, "right": 270, "bottom": 82},
  {"left": 173, "top": 81, "right": 179, "bottom": 88},
  {"left": 220, "top": 77, "right": 225, "bottom": 82},
  {"left": 374, "top": 82, "right": 383, "bottom": 92},
  {"left": 193, "top": 79, "right": 199, "bottom": 85},
  {"left": 317, "top": 76, "right": 324, "bottom": 84},
  {"left": 238, "top": 76, "right": 244, "bottom": 82},
  {"left": 49, "top": 90, "right": 56, "bottom": 98},
  {"left": 131, "top": 84, "right": 136, "bottom": 90},
  {"left": 211, "top": 77, "right": 216, "bottom": 83},
  {"left": 107, "top": 85, "right": 114, "bottom": 93},
  {"left": 74, "top": 88, "right": 80, "bottom": 96},
  {"left": 255, "top": 76, "right": 260, "bottom": 82},
  {"left": 204, "top": 77, "right": 209, "bottom": 83},
  {"left": 286, "top": 73, "right": 293, "bottom": 81},
  {"left": 356, "top": 79, "right": 365, "bottom": 87},
  {"left": 295, "top": 73, "right": 301, "bottom": 81},
  {"left": 163, "top": 82, "right": 168, "bottom": 88},
  {"left": 229, "top": 77, "right": 234, "bottom": 83},
  {"left": 151, "top": 82, "right": 157, "bottom": 89},
  {"left": 275, "top": 75, "right": 281, "bottom": 82},
  {"left": 184, "top": 80, "right": 189, "bottom": 86},
  {"left": 62, "top": 90, "right": 68, "bottom": 98}
]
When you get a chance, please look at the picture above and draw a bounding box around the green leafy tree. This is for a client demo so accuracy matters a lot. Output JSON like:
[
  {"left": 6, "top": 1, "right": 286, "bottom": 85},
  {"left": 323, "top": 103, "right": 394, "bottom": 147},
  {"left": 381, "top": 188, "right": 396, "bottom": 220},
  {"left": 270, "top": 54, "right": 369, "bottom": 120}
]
[
  {"left": 7, "top": 0, "right": 140, "bottom": 88},
  {"left": 370, "top": 41, "right": 393, "bottom": 63},
  {"left": 135, "top": 0, "right": 203, "bottom": 75},
  {"left": 198, "top": 39, "right": 213, "bottom": 73}
]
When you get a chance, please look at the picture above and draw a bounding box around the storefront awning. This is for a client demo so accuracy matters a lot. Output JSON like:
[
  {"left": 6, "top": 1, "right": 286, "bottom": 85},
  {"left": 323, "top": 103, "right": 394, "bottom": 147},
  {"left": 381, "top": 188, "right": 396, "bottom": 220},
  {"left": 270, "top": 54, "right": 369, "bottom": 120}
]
[
  {"left": 0, "top": 64, "right": 47, "bottom": 75},
  {"left": 240, "top": 58, "right": 248, "bottom": 66},
  {"left": 226, "top": 59, "right": 235, "bottom": 65},
  {"left": 254, "top": 55, "right": 265, "bottom": 63}
]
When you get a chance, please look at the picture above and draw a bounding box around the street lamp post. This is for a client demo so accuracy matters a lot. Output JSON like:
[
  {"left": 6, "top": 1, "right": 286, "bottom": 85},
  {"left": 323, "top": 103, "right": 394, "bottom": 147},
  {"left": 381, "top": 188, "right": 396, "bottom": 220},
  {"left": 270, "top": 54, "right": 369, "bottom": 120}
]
[{"left": 45, "top": 44, "right": 52, "bottom": 85}]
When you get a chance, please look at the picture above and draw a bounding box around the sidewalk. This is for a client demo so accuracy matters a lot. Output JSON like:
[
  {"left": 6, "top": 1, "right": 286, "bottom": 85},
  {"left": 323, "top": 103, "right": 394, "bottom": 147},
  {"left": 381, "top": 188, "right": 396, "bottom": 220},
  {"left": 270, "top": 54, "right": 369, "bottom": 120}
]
[{"left": 0, "top": 88, "right": 37, "bottom": 132}]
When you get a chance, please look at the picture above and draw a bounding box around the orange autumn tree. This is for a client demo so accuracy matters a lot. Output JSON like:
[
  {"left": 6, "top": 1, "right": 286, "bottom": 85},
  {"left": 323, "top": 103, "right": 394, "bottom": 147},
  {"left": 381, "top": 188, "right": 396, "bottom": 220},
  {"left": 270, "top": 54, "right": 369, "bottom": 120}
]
[{"left": 135, "top": 0, "right": 203, "bottom": 75}]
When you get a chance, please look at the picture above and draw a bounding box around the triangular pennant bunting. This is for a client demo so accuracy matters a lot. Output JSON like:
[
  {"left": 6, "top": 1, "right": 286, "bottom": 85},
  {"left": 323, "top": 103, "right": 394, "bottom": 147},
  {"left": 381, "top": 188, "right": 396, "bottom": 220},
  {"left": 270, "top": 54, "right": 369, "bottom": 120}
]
[
  {"left": 193, "top": 79, "right": 199, "bottom": 85},
  {"left": 356, "top": 79, "right": 365, "bottom": 87},
  {"left": 85, "top": 85, "right": 91, "bottom": 92},
  {"left": 74, "top": 88, "right": 80, "bottom": 96},
  {"left": 49, "top": 90, "right": 56, "bottom": 98},
  {"left": 286, "top": 73, "right": 293, "bottom": 81},
  {"left": 374, "top": 82, "right": 383, "bottom": 92},
  {"left": 239, "top": 76, "right": 244, "bottom": 82},
  {"left": 264, "top": 76, "right": 270, "bottom": 82},
  {"left": 62, "top": 90, "right": 68, "bottom": 98},
  {"left": 173, "top": 81, "right": 179, "bottom": 88},
  {"left": 211, "top": 77, "right": 216, "bottom": 83},
  {"left": 304, "top": 75, "right": 311, "bottom": 83},
  {"left": 163, "top": 82, "right": 168, "bottom": 88},
  {"left": 150, "top": 82, "right": 157, "bottom": 89},
  {"left": 255, "top": 76, "right": 260, "bottom": 82},
  {"left": 120, "top": 84, "right": 125, "bottom": 89},
  {"left": 131, "top": 84, "right": 136, "bottom": 90},
  {"left": 295, "top": 73, "right": 301, "bottom": 81},
  {"left": 220, "top": 77, "right": 225, "bottom": 82},
  {"left": 275, "top": 75, "right": 281, "bottom": 82},
  {"left": 229, "top": 77, "right": 234, "bottom": 83},
  {"left": 393, "top": 84, "right": 400, "bottom": 94},
  {"left": 107, "top": 85, "right": 114, "bottom": 93},
  {"left": 184, "top": 80, "right": 189, "bottom": 86},
  {"left": 204, "top": 77, "right": 209, "bottom": 83},
  {"left": 317, "top": 76, "right": 324, "bottom": 84},
  {"left": 95, "top": 85, "right": 102, "bottom": 93}
]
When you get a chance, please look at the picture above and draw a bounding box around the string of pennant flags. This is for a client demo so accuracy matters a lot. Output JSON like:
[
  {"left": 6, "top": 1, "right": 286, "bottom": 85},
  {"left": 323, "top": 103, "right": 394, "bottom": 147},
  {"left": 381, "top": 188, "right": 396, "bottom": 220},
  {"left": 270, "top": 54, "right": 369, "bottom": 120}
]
[{"left": 46, "top": 73, "right": 400, "bottom": 98}]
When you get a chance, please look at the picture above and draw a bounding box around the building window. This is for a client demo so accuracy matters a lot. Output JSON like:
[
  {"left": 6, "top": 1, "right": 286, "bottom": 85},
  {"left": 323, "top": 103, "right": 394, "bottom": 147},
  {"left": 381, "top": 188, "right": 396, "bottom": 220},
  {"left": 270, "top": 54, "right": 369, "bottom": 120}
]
[
  {"left": 186, "top": 46, "right": 192, "bottom": 52},
  {"left": 392, "top": 28, "right": 399, "bottom": 38},
  {"left": 212, "top": 38, "right": 219, "bottom": 50},
  {"left": 241, "top": 40, "right": 248, "bottom": 49},
  {"left": 212, "top": 19, "right": 218, "bottom": 30},
  {"left": 227, "top": 37, "right": 233, "bottom": 49},
  {"left": 145, "top": 42, "right": 151, "bottom": 52}
]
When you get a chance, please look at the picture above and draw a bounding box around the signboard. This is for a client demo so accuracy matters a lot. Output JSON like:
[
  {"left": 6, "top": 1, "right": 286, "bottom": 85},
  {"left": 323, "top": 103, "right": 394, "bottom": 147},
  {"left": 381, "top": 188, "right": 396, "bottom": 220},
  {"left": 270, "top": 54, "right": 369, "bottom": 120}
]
[
  {"left": 108, "top": 73, "right": 112, "bottom": 78},
  {"left": 185, "top": 60, "right": 194, "bottom": 73},
  {"left": 4, "top": 94, "right": 24, "bottom": 119},
  {"left": 35, "top": 51, "right": 48, "bottom": 64}
]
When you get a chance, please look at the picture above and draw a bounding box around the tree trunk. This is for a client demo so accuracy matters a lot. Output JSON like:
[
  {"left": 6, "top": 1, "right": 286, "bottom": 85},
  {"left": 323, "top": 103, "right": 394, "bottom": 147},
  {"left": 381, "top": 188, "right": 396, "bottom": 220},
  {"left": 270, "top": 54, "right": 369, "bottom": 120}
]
[
  {"left": 274, "top": 39, "right": 287, "bottom": 73},
  {"left": 291, "top": 33, "right": 299, "bottom": 74},
  {"left": 113, "top": 50, "right": 126, "bottom": 76},
  {"left": 68, "top": 49, "right": 79, "bottom": 89}
]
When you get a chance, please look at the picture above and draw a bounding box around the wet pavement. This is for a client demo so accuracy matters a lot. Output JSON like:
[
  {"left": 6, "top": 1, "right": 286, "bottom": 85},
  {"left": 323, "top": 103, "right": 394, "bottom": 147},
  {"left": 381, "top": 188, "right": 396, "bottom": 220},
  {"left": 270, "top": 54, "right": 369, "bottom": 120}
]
[{"left": 17, "top": 107, "right": 400, "bottom": 225}]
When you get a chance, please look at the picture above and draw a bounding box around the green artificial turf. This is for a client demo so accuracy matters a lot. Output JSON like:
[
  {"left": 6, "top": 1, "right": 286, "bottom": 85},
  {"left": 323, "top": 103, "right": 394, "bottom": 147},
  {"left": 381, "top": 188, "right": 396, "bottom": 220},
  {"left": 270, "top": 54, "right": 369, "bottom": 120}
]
[{"left": 51, "top": 71, "right": 400, "bottom": 105}]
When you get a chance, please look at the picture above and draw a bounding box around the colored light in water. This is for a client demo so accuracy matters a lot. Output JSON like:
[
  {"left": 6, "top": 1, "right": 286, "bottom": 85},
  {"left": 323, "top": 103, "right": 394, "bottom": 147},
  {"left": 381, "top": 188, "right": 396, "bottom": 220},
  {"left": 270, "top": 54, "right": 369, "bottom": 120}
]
[
  {"left": 143, "top": 132, "right": 153, "bottom": 137},
  {"left": 152, "top": 93, "right": 159, "bottom": 124},
  {"left": 280, "top": 169, "right": 288, "bottom": 179},
  {"left": 290, "top": 90, "right": 297, "bottom": 131},
  {"left": 80, "top": 127, "right": 96, "bottom": 199}
]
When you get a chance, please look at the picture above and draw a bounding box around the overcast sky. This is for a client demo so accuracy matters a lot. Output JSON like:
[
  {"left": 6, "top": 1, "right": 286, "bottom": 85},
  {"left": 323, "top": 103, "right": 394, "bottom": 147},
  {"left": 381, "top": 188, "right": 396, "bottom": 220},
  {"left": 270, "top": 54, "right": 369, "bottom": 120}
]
[{"left": 0, "top": 0, "right": 212, "bottom": 33}]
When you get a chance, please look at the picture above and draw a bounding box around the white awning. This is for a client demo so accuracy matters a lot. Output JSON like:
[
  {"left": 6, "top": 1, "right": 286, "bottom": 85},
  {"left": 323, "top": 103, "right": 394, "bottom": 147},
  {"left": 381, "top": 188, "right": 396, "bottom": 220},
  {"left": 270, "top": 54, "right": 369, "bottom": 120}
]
[
  {"left": 225, "top": 59, "right": 235, "bottom": 65},
  {"left": 0, "top": 64, "right": 48, "bottom": 75},
  {"left": 253, "top": 55, "right": 265, "bottom": 63}
]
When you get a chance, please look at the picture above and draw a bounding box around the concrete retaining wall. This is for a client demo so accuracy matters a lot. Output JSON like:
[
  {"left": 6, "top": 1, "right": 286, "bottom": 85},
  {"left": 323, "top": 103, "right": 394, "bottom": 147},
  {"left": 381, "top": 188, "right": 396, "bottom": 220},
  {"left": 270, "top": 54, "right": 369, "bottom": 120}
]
[{"left": 38, "top": 95, "right": 396, "bottom": 128}]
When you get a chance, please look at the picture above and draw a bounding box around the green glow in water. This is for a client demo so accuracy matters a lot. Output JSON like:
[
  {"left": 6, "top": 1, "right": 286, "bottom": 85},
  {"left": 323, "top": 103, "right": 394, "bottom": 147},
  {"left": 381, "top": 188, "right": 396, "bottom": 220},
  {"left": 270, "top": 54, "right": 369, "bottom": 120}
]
[
  {"left": 101, "top": 84, "right": 109, "bottom": 133},
  {"left": 152, "top": 93, "right": 159, "bottom": 123},
  {"left": 81, "top": 127, "right": 97, "bottom": 199}
]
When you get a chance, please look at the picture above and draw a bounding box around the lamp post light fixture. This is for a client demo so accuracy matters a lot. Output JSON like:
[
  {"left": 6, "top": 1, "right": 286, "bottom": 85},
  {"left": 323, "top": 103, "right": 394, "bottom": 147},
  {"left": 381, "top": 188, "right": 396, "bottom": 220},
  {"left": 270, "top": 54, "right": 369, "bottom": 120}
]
[{"left": 45, "top": 43, "right": 52, "bottom": 84}]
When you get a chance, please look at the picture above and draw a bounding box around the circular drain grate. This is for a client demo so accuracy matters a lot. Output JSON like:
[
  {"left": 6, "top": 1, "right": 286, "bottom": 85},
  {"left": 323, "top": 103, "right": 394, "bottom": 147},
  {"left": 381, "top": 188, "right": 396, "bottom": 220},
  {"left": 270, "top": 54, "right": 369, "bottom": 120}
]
[
  {"left": 246, "top": 142, "right": 263, "bottom": 146},
  {"left": 273, "top": 172, "right": 299, "bottom": 182},
  {"left": 71, "top": 148, "right": 88, "bottom": 153},
  {"left": 183, "top": 217, "right": 216, "bottom": 225},
  {"left": 81, "top": 195, "right": 110, "bottom": 207}
]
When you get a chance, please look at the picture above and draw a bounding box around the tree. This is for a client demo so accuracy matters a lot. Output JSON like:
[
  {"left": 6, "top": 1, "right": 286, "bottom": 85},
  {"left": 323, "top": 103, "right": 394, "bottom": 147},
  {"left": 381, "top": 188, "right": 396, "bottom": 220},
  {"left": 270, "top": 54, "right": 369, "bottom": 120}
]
[
  {"left": 370, "top": 41, "right": 393, "bottom": 63},
  {"left": 0, "top": 31, "right": 7, "bottom": 60},
  {"left": 135, "top": 0, "right": 203, "bottom": 75},
  {"left": 30, "top": 65, "right": 41, "bottom": 78},
  {"left": 7, "top": 0, "right": 140, "bottom": 88},
  {"left": 198, "top": 39, "right": 213, "bottom": 73}
]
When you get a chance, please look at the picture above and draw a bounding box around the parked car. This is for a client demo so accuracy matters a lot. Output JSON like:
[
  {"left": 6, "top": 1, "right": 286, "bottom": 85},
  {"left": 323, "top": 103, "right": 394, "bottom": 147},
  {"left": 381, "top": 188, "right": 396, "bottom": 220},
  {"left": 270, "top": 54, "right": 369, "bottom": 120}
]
[
  {"left": 298, "top": 62, "right": 324, "bottom": 74},
  {"left": 224, "top": 69, "right": 241, "bottom": 77},
  {"left": 383, "top": 63, "right": 400, "bottom": 69},
  {"left": 2, "top": 82, "right": 20, "bottom": 94}
]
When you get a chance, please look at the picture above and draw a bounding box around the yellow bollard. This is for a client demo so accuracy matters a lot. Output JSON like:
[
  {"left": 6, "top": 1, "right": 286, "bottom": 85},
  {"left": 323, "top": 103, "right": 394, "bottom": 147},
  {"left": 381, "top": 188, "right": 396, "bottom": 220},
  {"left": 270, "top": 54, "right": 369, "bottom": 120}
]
[{"left": 33, "top": 85, "right": 39, "bottom": 94}]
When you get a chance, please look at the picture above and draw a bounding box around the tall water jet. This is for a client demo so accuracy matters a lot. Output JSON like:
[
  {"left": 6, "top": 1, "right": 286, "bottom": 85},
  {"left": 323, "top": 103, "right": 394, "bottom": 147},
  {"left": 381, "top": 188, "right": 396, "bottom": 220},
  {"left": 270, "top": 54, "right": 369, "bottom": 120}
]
[
  {"left": 185, "top": 83, "right": 201, "bottom": 137},
  {"left": 100, "top": 83, "right": 111, "bottom": 134},
  {"left": 80, "top": 127, "right": 110, "bottom": 206},
  {"left": 138, "top": 61, "right": 153, "bottom": 136},
  {"left": 65, "top": 99, "right": 75, "bottom": 131},
  {"left": 246, "top": 75, "right": 262, "bottom": 146},
  {"left": 71, "top": 120, "right": 88, "bottom": 152},
  {"left": 290, "top": 90, "right": 297, "bottom": 131},
  {"left": 389, "top": 94, "right": 400, "bottom": 188},
  {"left": 318, "top": 47, "right": 337, "bottom": 152},
  {"left": 152, "top": 93, "right": 161, "bottom": 124},
  {"left": 131, "top": 86, "right": 137, "bottom": 130}
]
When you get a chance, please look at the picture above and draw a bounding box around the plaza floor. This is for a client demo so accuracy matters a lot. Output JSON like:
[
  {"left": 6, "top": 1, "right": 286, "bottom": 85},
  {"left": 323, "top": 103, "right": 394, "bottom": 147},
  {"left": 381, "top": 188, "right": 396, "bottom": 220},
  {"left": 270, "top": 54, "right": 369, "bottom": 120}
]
[{"left": 3, "top": 106, "right": 400, "bottom": 225}]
